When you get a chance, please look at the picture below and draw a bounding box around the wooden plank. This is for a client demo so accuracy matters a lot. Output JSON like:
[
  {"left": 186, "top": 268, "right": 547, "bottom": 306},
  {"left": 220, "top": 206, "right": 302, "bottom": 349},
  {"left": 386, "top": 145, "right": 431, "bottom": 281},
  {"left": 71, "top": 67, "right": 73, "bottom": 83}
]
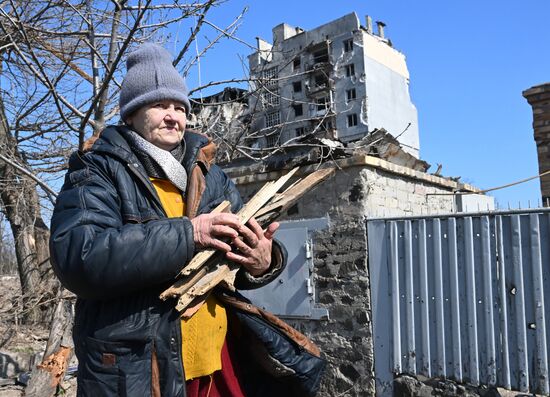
[
  {"left": 172, "top": 200, "right": 231, "bottom": 278},
  {"left": 160, "top": 266, "right": 208, "bottom": 300},
  {"left": 175, "top": 263, "right": 238, "bottom": 311},
  {"left": 160, "top": 166, "right": 335, "bottom": 312},
  {"left": 234, "top": 167, "right": 299, "bottom": 223},
  {"left": 162, "top": 168, "right": 298, "bottom": 292},
  {"left": 255, "top": 167, "right": 335, "bottom": 224}
]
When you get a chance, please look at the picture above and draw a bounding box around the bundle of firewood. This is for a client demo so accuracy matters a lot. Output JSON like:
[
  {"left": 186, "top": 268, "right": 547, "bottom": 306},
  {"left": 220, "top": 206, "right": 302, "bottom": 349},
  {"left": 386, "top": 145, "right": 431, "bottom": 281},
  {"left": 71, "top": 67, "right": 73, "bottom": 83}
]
[{"left": 159, "top": 166, "right": 335, "bottom": 313}]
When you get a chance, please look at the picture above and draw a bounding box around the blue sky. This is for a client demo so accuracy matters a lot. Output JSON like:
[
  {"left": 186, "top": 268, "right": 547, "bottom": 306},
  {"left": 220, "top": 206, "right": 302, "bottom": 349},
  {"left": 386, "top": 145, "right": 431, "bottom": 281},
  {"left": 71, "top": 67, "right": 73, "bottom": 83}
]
[{"left": 184, "top": 1, "right": 550, "bottom": 208}]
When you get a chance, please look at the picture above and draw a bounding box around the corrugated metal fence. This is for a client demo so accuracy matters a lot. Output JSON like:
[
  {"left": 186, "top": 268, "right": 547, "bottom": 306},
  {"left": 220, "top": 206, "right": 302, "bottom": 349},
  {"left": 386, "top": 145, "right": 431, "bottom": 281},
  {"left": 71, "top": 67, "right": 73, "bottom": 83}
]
[{"left": 367, "top": 209, "right": 550, "bottom": 396}]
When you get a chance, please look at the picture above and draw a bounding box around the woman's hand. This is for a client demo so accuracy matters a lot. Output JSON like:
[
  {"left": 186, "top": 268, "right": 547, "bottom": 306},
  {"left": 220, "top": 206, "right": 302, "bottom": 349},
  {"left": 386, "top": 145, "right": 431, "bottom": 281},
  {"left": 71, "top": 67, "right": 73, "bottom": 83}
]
[
  {"left": 225, "top": 218, "right": 279, "bottom": 277},
  {"left": 190, "top": 213, "right": 241, "bottom": 252}
]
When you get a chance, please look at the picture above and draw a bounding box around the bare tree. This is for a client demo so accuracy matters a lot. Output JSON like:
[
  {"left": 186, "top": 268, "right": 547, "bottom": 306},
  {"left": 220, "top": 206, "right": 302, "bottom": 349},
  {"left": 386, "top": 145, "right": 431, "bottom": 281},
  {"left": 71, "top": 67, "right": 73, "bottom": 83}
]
[
  {"left": 0, "top": 0, "right": 245, "bottom": 316},
  {"left": 0, "top": 1, "right": 249, "bottom": 393}
]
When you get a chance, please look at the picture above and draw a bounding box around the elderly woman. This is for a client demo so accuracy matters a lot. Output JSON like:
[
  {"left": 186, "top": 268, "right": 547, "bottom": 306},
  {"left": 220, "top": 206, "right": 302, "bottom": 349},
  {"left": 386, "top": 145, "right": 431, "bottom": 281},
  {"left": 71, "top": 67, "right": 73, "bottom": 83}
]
[{"left": 50, "top": 43, "right": 288, "bottom": 397}]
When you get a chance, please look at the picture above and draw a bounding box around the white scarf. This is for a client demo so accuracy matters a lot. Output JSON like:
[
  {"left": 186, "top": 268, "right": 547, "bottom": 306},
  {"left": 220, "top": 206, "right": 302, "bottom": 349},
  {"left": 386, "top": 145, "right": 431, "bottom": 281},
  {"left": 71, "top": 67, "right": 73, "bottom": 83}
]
[{"left": 124, "top": 129, "right": 188, "bottom": 193}]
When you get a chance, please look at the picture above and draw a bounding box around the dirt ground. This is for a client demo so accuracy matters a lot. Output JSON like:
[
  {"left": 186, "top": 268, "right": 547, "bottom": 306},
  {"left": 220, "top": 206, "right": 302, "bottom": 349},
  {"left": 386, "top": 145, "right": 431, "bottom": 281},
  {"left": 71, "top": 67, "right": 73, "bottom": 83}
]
[
  {"left": 0, "top": 276, "right": 48, "bottom": 361},
  {"left": 0, "top": 275, "right": 77, "bottom": 397}
]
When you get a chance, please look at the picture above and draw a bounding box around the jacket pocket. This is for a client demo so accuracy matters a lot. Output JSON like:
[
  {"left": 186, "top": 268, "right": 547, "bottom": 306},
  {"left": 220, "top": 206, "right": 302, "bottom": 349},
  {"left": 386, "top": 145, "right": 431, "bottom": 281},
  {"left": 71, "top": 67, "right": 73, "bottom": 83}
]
[{"left": 78, "top": 336, "right": 152, "bottom": 397}]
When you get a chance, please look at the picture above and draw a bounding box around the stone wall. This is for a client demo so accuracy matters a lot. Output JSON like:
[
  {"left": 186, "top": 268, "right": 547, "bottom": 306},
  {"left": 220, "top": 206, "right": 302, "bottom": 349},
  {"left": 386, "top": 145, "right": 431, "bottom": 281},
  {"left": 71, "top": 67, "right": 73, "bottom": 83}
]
[
  {"left": 359, "top": 167, "right": 456, "bottom": 217},
  {"left": 227, "top": 155, "right": 478, "bottom": 396}
]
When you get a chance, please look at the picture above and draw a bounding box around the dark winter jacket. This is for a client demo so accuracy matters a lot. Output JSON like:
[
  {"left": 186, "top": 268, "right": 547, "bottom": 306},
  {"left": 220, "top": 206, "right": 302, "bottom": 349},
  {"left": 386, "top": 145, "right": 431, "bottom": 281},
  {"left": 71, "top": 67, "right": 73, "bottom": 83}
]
[{"left": 49, "top": 126, "right": 287, "bottom": 396}]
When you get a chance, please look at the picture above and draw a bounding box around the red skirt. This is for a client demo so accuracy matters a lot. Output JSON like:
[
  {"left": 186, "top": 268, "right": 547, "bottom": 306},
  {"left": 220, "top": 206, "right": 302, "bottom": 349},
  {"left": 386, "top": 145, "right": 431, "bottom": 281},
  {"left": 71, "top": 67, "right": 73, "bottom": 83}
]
[{"left": 185, "top": 337, "right": 246, "bottom": 397}]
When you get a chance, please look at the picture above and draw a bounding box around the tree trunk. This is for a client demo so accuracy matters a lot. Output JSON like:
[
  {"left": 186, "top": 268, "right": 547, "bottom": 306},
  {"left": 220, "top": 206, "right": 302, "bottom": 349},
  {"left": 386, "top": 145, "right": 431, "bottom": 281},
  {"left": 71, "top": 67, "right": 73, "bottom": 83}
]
[
  {"left": 25, "top": 291, "right": 74, "bottom": 397},
  {"left": 0, "top": 83, "right": 52, "bottom": 323}
]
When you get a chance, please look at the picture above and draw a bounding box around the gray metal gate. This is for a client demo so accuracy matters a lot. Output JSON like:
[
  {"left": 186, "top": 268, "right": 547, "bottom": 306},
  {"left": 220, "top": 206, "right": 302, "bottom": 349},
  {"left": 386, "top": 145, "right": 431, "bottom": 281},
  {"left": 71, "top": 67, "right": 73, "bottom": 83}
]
[
  {"left": 367, "top": 209, "right": 550, "bottom": 396},
  {"left": 241, "top": 217, "right": 329, "bottom": 319}
]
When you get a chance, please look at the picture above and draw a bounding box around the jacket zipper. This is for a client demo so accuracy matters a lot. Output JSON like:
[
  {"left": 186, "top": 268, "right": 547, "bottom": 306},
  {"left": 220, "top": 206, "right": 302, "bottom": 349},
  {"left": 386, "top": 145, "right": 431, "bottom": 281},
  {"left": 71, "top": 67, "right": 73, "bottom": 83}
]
[{"left": 176, "top": 317, "right": 186, "bottom": 387}]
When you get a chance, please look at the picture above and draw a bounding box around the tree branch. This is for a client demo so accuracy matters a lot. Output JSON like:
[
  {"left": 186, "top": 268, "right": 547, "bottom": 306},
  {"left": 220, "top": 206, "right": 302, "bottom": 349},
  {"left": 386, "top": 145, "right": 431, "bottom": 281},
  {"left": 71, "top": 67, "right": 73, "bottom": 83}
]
[{"left": 0, "top": 152, "right": 57, "bottom": 202}]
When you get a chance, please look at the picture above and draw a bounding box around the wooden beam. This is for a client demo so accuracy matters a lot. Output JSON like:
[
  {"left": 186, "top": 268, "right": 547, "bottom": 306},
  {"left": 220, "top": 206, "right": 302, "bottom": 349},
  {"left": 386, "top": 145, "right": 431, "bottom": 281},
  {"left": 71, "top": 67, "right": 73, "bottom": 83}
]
[{"left": 160, "top": 166, "right": 335, "bottom": 312}]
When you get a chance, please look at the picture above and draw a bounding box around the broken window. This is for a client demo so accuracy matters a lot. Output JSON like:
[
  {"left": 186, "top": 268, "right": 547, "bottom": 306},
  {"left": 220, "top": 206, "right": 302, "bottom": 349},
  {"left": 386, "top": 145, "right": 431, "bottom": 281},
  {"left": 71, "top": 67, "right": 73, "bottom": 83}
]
[
  {"left": 293, "top": 81, "right": 302, "bottom": 93},
  {"left": 343, "top": 39, "right": 353, "bottom": 52},
  {"left": 314, "top": 74, "right": 328, "bottom": 88},
  {"left": 321, "top": 119, "right": 334, "bottom": 132},
  {"left": 293, "top": 57, "right": 301, "bottom": 71},
  {"left": 345, "top": 64, "right": 355, "bottom": 77},
  {"left": 316, "top": 96, "right": 329, "bottom": 112},
  {"left": 346, "top": 88, "right": 357, "bottom": 102},
  {"left": 262, "top": 67, "right": 279, "bottom": 87},
  {"left": 266, "top": 111, "right": 280, "bottom": 128},
  {"left": 265, "top": 133, "right": 278, "bottom": 147},
  {"left": 347, "top": 113, "right": 358, "bottom": 127},
  {"left": 296, "top": 127, "right": 306, "bottom": 136},
  {"left": 292, "top": 104, "right": 303, "bottom": 117},
  {"left": 312, "top": 48, "right": 329, "bottom": 64},
  {"left": 262, "top": 89, "right": 280, "bottom": 107}
]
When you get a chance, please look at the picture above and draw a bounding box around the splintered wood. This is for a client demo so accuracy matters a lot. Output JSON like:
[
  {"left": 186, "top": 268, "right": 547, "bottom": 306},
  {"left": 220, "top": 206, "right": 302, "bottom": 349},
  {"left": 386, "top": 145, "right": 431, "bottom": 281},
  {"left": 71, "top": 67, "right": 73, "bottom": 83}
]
[{"left": 160, "top": 166, "right": 335, "bottom": 312}]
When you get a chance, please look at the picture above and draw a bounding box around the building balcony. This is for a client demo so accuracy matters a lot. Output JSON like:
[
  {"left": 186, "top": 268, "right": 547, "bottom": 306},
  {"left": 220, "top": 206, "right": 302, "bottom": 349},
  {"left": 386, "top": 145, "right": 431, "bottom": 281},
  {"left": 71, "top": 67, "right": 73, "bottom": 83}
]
[
  {"left": 306, "top": 82, "right": 331, "bottom": 96},
  {"left": 304, "top": 61, "right": 332, "bottom": 73}
]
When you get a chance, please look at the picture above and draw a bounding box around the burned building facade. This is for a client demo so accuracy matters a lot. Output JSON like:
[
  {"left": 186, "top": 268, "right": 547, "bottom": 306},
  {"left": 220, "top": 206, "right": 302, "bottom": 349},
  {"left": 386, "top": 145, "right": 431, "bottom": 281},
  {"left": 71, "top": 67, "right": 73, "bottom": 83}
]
[{"left": 247, "top": 12, "right": 420, "bottom": 157}]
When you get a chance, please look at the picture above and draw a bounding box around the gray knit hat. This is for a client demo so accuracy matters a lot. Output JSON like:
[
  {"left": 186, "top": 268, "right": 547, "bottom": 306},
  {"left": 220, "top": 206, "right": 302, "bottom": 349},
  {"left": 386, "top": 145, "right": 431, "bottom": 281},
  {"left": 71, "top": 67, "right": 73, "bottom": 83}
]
[{"left": 119, "top": 43, "right": 191, "bottom": 121}]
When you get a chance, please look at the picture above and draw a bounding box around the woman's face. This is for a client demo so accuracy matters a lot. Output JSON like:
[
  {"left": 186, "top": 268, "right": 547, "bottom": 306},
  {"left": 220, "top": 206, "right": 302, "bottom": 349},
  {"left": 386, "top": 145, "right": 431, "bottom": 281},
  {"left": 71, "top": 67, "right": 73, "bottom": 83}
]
[{"left": 127, "top": 100, "right": 187, "bottom": 151}]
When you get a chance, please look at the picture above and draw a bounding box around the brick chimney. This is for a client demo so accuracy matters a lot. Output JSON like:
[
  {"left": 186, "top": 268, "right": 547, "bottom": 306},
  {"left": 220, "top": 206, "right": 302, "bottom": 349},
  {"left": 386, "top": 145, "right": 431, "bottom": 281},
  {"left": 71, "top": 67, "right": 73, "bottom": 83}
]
[{"left": 523, "top": 82, "right": 550, "bottom": 205}]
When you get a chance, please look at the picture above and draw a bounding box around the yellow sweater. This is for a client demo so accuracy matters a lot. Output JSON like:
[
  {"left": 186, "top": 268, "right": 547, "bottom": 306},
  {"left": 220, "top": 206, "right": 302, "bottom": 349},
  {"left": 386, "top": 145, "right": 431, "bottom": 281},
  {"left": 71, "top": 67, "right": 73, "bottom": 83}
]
[{"left": 151, "top": 178, "right": 227, "bottom": 380}]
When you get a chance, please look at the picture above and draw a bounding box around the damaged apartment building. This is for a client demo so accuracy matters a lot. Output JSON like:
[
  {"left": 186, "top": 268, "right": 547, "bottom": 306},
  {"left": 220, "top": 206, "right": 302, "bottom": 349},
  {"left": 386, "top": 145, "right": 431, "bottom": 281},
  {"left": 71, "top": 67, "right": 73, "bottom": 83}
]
[
  {"left": 190, "top": 12, "right": 423, "bottom": 167},
  {"left": 246, "top": 12, "right": 420, "bottom": 158}
]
